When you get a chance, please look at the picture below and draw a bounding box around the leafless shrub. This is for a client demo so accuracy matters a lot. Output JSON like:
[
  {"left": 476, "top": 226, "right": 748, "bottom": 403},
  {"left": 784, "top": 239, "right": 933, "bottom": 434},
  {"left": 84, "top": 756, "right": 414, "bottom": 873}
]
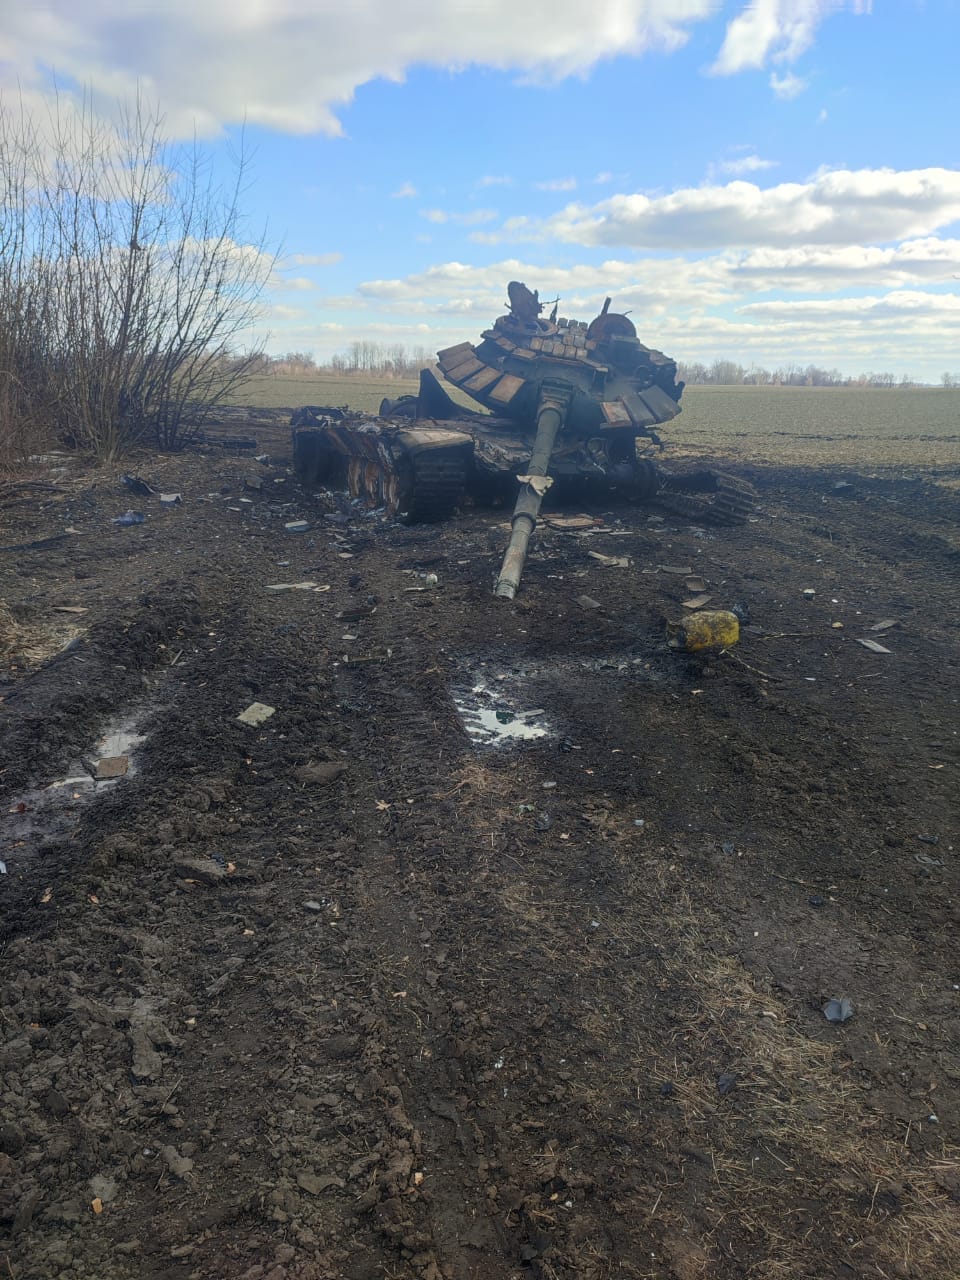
[{"left": 0, "top": 92, "right": 275, "bottom": 463}]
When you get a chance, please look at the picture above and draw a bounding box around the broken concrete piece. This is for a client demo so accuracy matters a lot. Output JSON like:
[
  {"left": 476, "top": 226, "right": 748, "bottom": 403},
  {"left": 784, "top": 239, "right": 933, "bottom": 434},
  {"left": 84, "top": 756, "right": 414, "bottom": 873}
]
[
  {"left": 285, "top": 520, "right": 309, "bottom": 533},
  {"left": 237, "top": 702, "right": 275, "bottom": 726}
]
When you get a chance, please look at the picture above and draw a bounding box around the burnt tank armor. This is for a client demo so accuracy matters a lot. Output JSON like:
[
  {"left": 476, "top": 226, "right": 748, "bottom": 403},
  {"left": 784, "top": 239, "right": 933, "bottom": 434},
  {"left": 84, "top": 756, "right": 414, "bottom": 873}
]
[{"left": 292, "top": 282, "right": 756, "bottom": 592}]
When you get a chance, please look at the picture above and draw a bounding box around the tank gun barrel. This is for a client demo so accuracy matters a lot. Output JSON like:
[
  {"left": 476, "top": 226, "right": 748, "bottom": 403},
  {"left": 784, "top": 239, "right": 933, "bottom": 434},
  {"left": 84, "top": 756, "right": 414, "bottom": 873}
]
[{"left": 494, "top": 380, "right": 572, "bottom": 600}]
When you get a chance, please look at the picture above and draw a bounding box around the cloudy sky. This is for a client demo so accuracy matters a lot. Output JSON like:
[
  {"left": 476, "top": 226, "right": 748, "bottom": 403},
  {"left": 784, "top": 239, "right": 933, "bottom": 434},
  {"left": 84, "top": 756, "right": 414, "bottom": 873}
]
[{"left": 4, "top": 0, "right": 960, "bottom": 380}]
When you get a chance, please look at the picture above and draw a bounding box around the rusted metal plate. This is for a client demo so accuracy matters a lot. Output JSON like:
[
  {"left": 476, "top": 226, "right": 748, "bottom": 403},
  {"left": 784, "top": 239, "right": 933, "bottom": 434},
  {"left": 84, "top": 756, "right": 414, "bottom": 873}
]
[
  {"left": 488, "top": 374, "right": 526, "bottom": 404},
  {"left": 638, "top": 383, "right": 681, "bottom": 421},
  {"left": 463, "top": 366, "right": 502, "bottom": 392},
  {"left": 601, "top": 400, "right": 633, "bottom": 425},
  {"left": 437, "top": 341, "right": 473, "bottom": 365},
  {"left": 624, "top": 393, "right": 656, "bottom": 426},
  {"left": 445, "top": 356, "right": 485, "bottom": 383}
]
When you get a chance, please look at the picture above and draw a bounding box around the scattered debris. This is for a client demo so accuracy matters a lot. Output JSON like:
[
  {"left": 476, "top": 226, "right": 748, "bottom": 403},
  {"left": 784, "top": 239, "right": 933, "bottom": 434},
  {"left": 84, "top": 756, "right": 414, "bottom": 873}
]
[
  {"left": 92, "top": 756, "right": 129, "bottom": 781},
  {"left": 682, "top": 592, "right": 713, "bottom": 610},
  {"left": 121, "top": 474, "right": 156, "bottom": 496},
  {"left": 587, "top": 551, "right": 631, "bottom": 568},
  {"left": 112, "top": 510, "right": 146, "bottom": 526},
  {"left": 266, "top": 581, "right": 326, "bottom": 592},
  {"left": 870, "top": 619, "right": 898, "bottom": 632},
  {"left": 667, "top": 610, "right": 740, "bottom": 652},
  {"left": 544, "top": 515, "right": 601, "bottom": 531},
  {"left": 822, "top": 997, "right": 855, "bottom": 1024},
  {"left": 684, "top": 576, "right": 708, "bottom": 593},
  {"left": 237, "top": 702, "right": 276, "bottom": 726},
  {"left": 284, "top": 520, "right": 309, "bottom": 533},
  {"left": 52, "top": 605, "right": 88, "bottom": 614},
  {"left": 717, "top": 1072, "right": 738, "bottom": 1096},
  {"left": 659, "top": 564, "right": 694, "bottom": 576},
  {"left": 159, "top": 493, "right": 182, "bottom": 507},
  {"left": 576, "top": 595, "right": 602, "bottom": 611},
  {"left": 801, "top": 588, "right": 816, "bottom": 598},
  {"left": 857, "top": 638, "right": 892, "bottom": 654},
  {"left": 303, "top": 900, "right": 324, "bottom": 913},
  {"left": 809, "top": 895, "right": 825, "bottom": 908},
  {"left": 915, "top": 852, "right": 943, "bottom": 867}
]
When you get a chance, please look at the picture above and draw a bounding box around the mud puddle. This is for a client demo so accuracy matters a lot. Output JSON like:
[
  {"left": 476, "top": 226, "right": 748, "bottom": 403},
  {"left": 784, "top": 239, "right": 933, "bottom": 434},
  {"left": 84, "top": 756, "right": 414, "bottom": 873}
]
[{"left": 1, "top": 707, "right": 152, "bottom": 874}]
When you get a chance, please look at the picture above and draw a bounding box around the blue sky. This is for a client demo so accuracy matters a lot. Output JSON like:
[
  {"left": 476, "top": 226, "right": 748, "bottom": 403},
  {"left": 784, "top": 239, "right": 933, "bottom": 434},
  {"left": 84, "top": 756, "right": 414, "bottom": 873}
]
[{"left": 4, "top": 1, "right": 960, "bottom": 380}]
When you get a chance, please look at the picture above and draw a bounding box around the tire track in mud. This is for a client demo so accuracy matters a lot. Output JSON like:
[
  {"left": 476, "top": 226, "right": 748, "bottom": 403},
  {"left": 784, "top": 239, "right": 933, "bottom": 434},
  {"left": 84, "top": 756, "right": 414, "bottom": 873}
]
[
  {"left": 330, "top": 597, "right": 683, "bottom": 1279},
  {"left": 332, "top": 613, "right": 522, "bottom": 1279}
]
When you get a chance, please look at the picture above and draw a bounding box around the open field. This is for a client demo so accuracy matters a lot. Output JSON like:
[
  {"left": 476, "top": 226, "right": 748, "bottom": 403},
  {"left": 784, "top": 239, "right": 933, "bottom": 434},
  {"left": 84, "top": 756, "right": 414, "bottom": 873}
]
[
  {"left": 227, "top": 376, "right": 960, "bottom": 472},
  {"left": 1, "top": 412, "right": 959, "bottom": 1279}
]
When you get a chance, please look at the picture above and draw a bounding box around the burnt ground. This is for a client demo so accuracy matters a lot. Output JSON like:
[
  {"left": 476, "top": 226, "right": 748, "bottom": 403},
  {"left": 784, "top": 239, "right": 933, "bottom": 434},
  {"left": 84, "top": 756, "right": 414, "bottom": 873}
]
[{"left": 1, "top": 421, "right": 959, "bottom": 1280}]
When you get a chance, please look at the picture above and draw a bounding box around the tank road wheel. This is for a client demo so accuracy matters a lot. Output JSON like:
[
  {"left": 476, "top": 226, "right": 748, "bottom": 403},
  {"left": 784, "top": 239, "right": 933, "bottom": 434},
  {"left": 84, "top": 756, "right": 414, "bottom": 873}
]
[{"left": 655, "top": 469, "right": 758, "bottom": 526}]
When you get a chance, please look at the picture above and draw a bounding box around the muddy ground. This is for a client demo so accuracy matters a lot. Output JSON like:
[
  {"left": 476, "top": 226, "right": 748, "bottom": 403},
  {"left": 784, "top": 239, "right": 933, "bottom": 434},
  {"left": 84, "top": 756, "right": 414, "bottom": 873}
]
[{"left": 1, "top": 418, "right": 958, "bottom": 1280}]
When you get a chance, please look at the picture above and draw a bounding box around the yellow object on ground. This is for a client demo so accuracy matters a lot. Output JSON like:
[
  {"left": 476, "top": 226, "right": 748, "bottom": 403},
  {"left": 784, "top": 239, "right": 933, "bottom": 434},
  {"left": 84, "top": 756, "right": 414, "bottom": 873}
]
[{"left": 667, "top": 610, "right": 740, "bottom": 652}]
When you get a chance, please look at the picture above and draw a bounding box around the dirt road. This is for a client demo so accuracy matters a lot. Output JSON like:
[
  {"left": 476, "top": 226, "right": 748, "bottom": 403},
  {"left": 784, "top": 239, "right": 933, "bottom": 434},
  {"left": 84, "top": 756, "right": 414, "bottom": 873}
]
[{"left": 1, "top": 431, "right": 958, "bottom": 1279}]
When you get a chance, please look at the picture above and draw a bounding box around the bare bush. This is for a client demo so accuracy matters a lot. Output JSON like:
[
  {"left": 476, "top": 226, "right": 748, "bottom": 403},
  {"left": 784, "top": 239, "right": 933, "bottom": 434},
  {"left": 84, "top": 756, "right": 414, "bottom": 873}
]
[{"left": 0, "top": 93, "right": 274, "bottom": 462}]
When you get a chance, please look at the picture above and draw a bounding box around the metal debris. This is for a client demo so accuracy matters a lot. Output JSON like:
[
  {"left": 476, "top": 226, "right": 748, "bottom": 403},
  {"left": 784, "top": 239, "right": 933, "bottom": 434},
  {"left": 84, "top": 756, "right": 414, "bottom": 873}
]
[
  {"left": 237, "top": 702, "right": 276, "bottom": 726},
  {"left": 857, "top": 638, "right": 892, "bottom": 654},
  {"left": 822, "top": 997, "right": 855, "bottom": 1024}
]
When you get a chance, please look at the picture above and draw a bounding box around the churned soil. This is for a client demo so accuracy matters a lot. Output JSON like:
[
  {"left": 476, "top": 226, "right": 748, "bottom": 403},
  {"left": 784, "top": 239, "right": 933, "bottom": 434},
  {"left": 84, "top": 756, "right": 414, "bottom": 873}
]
[{"left": 1, "top": 418, "right": 959, "bottom": 1280}]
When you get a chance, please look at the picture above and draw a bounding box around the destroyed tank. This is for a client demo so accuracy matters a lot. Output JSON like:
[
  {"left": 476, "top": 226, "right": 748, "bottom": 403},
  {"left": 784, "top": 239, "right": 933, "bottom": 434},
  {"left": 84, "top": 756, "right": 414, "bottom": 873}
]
[{"left": 292, "top": 282, "right": 756, "bottom": 597}]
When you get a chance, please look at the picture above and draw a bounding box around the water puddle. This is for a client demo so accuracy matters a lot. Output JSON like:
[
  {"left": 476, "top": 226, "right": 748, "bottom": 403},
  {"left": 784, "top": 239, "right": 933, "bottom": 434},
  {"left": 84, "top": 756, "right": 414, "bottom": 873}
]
[
  {"left": 454, "top": 683, "right": 550, "bottom": 746},
  {"left": 2, "top": 709, "right": 151, "bottom": 874}
]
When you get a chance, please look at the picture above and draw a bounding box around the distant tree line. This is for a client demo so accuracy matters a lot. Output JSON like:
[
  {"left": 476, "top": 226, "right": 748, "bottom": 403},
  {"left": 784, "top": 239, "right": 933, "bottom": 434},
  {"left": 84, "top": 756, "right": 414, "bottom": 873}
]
[
  {"left": 679, "top": 360, "right": 897, "bottom": 387},
  {"left": 218, "top": 347, "right": 960, "bottom": 389},
  {"left": 218, "top": 343, "right": 438, "bottom": 379},
  {"left": 676, "top": 360, "right": 928, "bottom": 388}
]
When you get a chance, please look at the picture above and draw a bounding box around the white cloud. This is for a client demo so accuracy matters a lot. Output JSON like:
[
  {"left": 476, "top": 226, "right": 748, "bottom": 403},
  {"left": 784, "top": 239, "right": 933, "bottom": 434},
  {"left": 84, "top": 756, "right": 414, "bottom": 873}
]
[
  {"left": 593, "top": 172, "right": 614, "bottom": 184},
  {"left": 283, "top": 252, "right": 343, "bottom": 267},
  {"left": 275, "top": 276, "right": 316, "bottom": 291},
  {"left": 712, "top": 1, "right": 866, "bottom": 76},
  {"left": 534, "top": 177, "right": 578, "bottom": 192},
  {"left": 716, "top": 154, "right": 779, "bottom": 176},
  {"left": 421, "top": 208, "right": 499, "bottom": 226},
  {"left": 477, "top": 174, "right": 513, "bottom": 187},
  {"left": 3, "top": 0, "right": 723, "bottom": 139},
  {"left": 738, "top": 289, "right": 960, "bottom": 322},
  {"left": 770, "top": 70, "right": 808, "bottom": 98},
  {"left": 483, "top": 167, "right": 960, "bottom": 250},
  {"left": 391, "top": 182, "right": 417, "bottom": 199}
]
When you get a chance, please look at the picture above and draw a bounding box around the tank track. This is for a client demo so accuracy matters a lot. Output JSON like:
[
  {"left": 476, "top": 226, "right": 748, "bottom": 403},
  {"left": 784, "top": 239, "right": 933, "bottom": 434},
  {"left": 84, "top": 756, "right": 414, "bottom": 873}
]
[
  {"left": 401, "top": 451, "right": 469, "bottom": 523},
  {"left": 654, "top": 470, "right": 757, "bottom": 526}
]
